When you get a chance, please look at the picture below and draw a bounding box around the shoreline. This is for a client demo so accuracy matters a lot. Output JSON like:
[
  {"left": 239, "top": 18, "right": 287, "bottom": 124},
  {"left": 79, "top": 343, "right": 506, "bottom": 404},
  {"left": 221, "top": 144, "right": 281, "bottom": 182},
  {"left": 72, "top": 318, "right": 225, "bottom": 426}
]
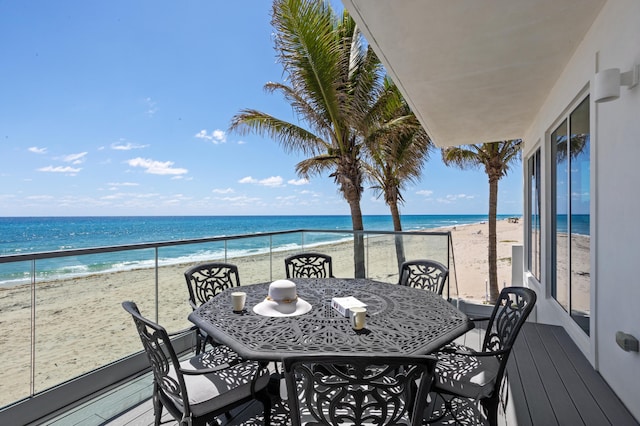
[{"left": 0, "top": 221, "right": 497, "bottom": 289}]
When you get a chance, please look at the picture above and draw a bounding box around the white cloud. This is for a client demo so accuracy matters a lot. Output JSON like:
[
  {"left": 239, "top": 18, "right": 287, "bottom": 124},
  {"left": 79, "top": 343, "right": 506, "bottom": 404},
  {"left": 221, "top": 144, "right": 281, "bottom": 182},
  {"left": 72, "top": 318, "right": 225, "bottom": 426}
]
[
  {"left": 111, "top": 141, "right": 149, "bottom": 150},
  {"left": 28, "top": 146, "right": 47, "bottom": 154},
  {"left": 37, "top": 165, "right": 82, "bottom": 174},
  {"left": 259, "top": 176, "right": 284, "bottom": 187},
  {"left": 239, "top": 176, "right": 258, "bottom": 184},
  {"left": 288, "top": 178, "right": 309, "bottom": 186},
  {"left": 238, "top": 176, "right": 284, "bottom": 187},
  {"left": 126, "top": 157, "right": 188, "bottom": 175},
  {"left": 213, "top": 188, "right": 234, "bottom": 194},
  {"left": 61, "top": 152, "right": 88, "bottom": 164},
  {"left": 195, "top": 129, "right": 227, "bottom": 144},
  {"left": 437, "top": 193, "right": 475, "bottom": 203},
  {"left": 237, "top": 140, "right": 247, "bottom": 145},
  {"left": 416, "top": 190, "right": 434, "bottom": 197}
]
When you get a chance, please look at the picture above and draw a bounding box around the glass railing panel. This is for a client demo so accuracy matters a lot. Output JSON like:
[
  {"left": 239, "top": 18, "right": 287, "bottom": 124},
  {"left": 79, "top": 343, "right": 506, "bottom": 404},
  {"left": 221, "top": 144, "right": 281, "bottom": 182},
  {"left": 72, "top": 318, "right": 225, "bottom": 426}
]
[
  {"left": 157, "top": 241, "right": 226, "bottom": 329},
  {"left": 226, "top": 235, "right": 274, "bottom": 285},
  {"left": 270, "top": 232, "right": 302, "bottom": 281},
  {"left": 402, "top": 233, "right": 453, "bottom": 297},
  {"left": 301, "top": 231, "right": 354, "bottom": 278},
  {"left": 32, "top": 249, "right": 157, "bottom": 394},
  {"left": 399, "top": 233, "right": 450, "bottom": 265},
  {"left": 363, "top": 232, "right": 452, "bottom": 291},
  {"left": 0, "top": 261, "right": 32, "bottom": 406},
  {"left": 364, "top": 233, "right": 403, "bottom": 283}
]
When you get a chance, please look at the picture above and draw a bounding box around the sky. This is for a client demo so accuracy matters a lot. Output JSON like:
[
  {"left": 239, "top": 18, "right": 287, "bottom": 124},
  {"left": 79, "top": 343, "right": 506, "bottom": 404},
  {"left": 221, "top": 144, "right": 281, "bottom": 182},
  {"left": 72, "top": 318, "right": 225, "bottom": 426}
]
[{"left": 0, "top": 0, "right": 523, "bottom": 217}]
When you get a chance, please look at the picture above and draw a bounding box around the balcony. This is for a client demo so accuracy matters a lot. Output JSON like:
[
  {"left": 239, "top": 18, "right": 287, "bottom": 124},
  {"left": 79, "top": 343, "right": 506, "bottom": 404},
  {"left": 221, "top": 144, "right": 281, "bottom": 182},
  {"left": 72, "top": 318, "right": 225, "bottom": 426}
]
[{"left": 1, "top": 229, "right": 635, "bottom": 425}]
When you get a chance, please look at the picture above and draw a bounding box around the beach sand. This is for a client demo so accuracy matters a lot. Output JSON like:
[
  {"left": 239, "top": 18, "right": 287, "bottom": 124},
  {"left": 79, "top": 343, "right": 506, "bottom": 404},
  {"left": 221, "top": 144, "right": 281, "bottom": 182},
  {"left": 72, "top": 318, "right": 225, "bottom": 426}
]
[{"left": 0, "top": 218, "right": 523, "bottom": 404}]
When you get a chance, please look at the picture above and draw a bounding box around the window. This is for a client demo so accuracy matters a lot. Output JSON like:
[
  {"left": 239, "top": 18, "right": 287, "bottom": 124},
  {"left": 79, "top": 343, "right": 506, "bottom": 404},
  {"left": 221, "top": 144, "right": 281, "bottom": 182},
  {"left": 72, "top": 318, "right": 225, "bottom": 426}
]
[
  {"left": 550, "top": 96, "right": 590, "bottom": 335},
  {"left": 527, "top": 149, "right": 541, "bottom": 281}
]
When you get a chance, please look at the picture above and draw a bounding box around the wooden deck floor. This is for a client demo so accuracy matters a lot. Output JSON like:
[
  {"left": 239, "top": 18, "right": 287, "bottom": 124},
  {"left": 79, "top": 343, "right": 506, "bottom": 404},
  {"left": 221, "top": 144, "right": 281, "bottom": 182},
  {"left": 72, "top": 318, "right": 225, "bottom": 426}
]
[{"left": 39, "top": 323, "right": 637, "bottom": 426}]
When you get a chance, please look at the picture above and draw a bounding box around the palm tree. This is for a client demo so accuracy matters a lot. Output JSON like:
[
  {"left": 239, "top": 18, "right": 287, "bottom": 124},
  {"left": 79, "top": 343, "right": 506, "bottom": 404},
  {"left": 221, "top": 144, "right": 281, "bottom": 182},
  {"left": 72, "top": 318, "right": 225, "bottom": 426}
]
[
  {"left": 442, "top": 140, "right": 522, "bottom": 303},
  {"left": 363, "top": 80, "right": 432, "bottom": 267},
  {"left": 229, "top": 0, "right": 385, "bottom": 277}
]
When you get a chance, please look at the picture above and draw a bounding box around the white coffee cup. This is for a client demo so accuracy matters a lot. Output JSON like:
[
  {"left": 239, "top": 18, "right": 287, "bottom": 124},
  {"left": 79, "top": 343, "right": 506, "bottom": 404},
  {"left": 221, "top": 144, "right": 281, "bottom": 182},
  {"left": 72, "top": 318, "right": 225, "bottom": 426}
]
[
  {"left": 231, "top": 291, "right": 247, "bottom": 312},
  {"left": 350, "top": 307, "right": 367, "bottom": 330}
]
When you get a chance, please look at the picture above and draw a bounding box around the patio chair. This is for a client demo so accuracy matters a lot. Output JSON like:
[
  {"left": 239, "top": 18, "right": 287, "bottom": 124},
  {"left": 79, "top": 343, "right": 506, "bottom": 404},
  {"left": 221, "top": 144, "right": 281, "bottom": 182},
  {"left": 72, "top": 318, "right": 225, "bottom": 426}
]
[
  {"left": 283, "top": 354, "right": 437, "bottom": 426},
  {"left": 184, "top": 262, "right": 241, "bottom": 353},
  {"left": 284, "top": 252, "right": 333, "bottom": 278},
  {"left": 398, "top": 259, "right": 449, "bottom": 296},
  {"left": 122, "top": 301, "right": 271, "bottom": 426},
  {"left": 428, "top": 286, "right": 536, "bottom": 426}
]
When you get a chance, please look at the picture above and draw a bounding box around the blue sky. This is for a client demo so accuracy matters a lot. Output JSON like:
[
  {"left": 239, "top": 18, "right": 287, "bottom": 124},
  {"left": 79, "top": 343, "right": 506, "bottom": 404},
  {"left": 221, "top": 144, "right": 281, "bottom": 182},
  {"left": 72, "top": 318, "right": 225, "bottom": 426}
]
[{"left": 0, "top": 1, "right": 522, "bottom": 217}]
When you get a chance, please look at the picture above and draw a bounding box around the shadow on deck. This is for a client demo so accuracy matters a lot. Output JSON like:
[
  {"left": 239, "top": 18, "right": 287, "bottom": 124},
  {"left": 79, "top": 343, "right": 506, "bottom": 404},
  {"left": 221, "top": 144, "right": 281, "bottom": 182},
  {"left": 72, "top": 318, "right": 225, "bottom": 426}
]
[{"left": 39, "top": 323, "right": 637, "bottom": 426}]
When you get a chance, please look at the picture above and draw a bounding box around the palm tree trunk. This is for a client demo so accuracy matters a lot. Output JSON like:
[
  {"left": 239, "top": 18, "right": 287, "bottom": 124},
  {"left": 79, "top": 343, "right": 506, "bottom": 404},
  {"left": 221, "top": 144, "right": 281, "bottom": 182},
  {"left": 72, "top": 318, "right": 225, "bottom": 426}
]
[
  {"left": 488, "top": 177, "right": 499, "bottom": 303},
  {"left": 389, "top": 202, "right": 406, "bottom": 272},
  {"left": 349, "top": 200, "right": 366, "bottom": 278}
]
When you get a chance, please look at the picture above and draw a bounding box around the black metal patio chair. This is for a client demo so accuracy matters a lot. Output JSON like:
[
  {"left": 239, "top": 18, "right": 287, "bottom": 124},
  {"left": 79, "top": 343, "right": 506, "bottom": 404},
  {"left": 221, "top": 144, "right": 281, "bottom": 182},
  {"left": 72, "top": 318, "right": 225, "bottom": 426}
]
[
  {"left": 283, "top": 354, "right": 437, "bottom": 426},
  {"left": 428, "top": 286, "right": 536, "bottom": 426},
  {"left": 122, "top": 301, "right": 271, "bottom": 426},
  {"left": 284, "top": 252, "right": 334, "bottom": 278},
  {"left": 184, "top": 262, "right": 241, "bottom": 353},
  {"left": 398, "top": 259, "right": 449, "bottom": 296}
]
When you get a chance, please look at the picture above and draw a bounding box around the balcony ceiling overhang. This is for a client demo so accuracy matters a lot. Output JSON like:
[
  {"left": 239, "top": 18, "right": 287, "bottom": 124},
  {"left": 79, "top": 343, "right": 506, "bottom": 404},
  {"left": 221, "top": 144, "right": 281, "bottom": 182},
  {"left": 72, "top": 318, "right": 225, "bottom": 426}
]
[{"left": 343, "top": 0, "right": 605, "bottom": 147}]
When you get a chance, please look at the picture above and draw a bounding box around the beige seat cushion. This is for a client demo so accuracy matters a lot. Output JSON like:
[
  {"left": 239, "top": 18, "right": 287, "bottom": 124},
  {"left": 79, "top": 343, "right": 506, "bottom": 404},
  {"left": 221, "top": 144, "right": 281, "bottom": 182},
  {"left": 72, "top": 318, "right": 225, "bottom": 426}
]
[{"left": 434, "top": 346, "right": 501, "bottom": 400}]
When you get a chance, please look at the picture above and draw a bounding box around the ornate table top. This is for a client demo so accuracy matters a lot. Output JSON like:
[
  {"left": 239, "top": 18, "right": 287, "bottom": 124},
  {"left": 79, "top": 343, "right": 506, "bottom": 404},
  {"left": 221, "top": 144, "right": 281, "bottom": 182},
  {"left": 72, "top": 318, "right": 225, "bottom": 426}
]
[{"left": 188, "top": 278, "right": 471, "bottom": 361}]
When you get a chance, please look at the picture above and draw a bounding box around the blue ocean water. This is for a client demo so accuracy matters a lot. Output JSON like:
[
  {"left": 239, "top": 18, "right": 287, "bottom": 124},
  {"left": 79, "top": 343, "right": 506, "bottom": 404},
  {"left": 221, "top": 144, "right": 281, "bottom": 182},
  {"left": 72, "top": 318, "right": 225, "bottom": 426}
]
[{"left": 0, "top": 215, "right": 515, "bottom": 285}]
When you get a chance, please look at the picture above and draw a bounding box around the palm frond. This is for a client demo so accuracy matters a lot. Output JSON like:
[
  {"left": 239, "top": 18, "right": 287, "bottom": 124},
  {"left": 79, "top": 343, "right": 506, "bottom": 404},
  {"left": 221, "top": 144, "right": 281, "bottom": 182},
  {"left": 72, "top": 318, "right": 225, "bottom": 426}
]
[{"left": 229, "top": 109, "right": 327, "bottom": 156}]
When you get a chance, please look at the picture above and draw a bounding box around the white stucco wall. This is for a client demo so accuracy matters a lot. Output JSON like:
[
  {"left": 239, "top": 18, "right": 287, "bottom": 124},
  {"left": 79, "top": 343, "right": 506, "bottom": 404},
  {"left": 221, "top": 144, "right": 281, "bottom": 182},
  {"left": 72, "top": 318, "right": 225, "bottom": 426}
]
[{"left": 522, "top": 0, "right": 640, "bottom": 418}]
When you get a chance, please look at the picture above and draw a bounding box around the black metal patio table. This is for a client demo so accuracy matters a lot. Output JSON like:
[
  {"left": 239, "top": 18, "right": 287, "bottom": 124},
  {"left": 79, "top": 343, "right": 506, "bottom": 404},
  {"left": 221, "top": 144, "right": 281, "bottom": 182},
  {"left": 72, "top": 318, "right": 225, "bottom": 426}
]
[{"left": 188, "top": 277, "right": 472, "bottom": 361}]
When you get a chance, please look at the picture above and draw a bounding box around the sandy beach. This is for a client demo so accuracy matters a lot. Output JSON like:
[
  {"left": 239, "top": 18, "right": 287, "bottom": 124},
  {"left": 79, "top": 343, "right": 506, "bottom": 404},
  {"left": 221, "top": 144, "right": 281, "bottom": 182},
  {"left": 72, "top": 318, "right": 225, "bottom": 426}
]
[{"left": 0, "top": 218, "right": 523, "bottom": 405}]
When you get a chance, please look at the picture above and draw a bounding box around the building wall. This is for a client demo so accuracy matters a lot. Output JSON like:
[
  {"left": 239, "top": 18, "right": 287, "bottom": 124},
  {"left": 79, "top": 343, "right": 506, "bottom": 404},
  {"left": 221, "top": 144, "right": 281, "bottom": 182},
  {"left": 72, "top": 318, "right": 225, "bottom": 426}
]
[{"left": 522, "top": 0, "right": 640, "bottom": 418}]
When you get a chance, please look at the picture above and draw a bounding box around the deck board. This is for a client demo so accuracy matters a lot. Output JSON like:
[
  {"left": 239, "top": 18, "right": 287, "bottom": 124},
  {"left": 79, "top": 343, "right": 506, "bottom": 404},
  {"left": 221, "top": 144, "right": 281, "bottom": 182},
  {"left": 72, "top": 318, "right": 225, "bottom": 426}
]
[
  {"left": 534, "top": 325, "right": 609, "bottom": 425},
  {"left": 507, "top": 323, "right": 638, "bottom": 426},
  {"left": 548, "top": 326, "right": 638, "bottom": 425},
  {"left": 509, "top": 324, "right": 558, "bottom": 425},
  {"left": 522, "top": 323, "right": 584, "bottom": 424}
]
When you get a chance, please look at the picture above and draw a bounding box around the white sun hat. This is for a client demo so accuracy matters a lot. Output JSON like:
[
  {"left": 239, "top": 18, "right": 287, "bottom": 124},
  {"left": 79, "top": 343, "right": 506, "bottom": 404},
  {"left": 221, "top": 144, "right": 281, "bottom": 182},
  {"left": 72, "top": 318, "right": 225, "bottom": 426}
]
[{"left": 252, "top": 279, "right": 312, "bottom": 317}]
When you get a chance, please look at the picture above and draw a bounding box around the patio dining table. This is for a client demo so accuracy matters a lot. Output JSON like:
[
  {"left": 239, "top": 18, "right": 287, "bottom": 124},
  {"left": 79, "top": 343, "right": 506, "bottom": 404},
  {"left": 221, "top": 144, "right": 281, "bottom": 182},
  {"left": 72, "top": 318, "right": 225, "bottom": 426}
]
[{"left": 188, "top": 277, "right": 472, "bottom": 361}]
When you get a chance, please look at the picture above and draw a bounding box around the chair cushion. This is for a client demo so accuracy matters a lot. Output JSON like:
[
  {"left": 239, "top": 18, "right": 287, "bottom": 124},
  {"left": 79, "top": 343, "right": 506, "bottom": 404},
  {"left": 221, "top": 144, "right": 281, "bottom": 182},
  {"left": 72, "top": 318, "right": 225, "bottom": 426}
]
[
  {"left": 434, "top": 345, "right": 501, "bottom": 400},
  {"left": 166, "top": 345, "right": 261, "bottom": 407}
]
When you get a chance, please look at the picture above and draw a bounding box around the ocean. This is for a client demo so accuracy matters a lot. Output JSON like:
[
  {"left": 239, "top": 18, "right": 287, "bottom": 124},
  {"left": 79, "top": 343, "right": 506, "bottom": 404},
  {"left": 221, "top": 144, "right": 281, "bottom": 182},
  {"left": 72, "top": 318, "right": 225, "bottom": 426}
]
[{"left": 0, "top": 215, "right": 515, "bottom": 285}]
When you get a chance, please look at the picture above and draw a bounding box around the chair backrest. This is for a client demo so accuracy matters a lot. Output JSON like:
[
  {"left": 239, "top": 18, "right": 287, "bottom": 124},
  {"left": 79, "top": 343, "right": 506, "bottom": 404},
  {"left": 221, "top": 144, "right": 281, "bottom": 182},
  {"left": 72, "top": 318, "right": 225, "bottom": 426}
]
[
  {"left": 284, "top": 252, "right": 333, "bottom": 278},
  {"left": 481, "top": 286, "right": 536, "bottom": 392},
  {"left": 121, "top": 301, "right": 190, "bottom": 415},
  {"left": 399, "top": 259, "right": 449, "bottom": 295},
  {"left": 283, "top": 354, "right": 437, "bottom": 426},
  {"left": 482, "top": 286, "right": 536, "bottom": 354},
  {"left": 184, "top": 262, "right": 240, "bottom": 309}
]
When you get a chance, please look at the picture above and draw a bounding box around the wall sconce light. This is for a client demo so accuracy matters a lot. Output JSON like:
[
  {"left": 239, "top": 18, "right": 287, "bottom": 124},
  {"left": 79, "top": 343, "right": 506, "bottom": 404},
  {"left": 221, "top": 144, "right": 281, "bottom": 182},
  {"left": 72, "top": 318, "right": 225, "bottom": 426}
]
[{"left": 594, "top": 64, "right": 639, "bottom": 103}]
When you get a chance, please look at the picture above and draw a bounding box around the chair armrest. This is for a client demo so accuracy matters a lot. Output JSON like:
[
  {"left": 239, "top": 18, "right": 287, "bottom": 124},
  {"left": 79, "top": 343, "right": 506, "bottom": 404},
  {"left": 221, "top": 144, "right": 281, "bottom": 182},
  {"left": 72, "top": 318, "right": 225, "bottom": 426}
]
[
  {"left": 469, "top": 316, "right": 491, "bottom": 323},
  {"left": 179, "top": 363, "right": 233, "bottom": 375}
]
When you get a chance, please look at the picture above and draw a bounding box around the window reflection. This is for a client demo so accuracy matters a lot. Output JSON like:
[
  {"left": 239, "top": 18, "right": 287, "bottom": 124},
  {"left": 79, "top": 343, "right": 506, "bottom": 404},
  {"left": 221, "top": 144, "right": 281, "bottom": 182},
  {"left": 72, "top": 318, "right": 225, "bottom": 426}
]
[{"left": 550, "top": 96, "right": 590, "bottom": 335}]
